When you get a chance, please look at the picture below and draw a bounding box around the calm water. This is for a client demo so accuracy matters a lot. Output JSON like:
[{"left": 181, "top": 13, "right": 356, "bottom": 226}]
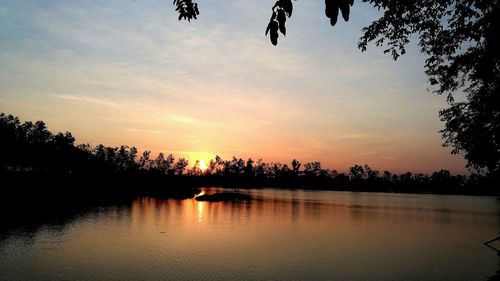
[{"left": 1, "top": 188, "right": 499, "bottom": 281}]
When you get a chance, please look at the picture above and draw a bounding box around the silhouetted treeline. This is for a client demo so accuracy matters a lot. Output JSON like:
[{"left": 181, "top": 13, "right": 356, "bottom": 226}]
[{"left": 1, "top": 113, "right": 498, "bottom": 196}]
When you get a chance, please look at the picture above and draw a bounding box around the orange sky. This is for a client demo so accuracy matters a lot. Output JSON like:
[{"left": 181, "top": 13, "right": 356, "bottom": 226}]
[{"left": 0, "top": 1, "right": 467, "bottom": 174}]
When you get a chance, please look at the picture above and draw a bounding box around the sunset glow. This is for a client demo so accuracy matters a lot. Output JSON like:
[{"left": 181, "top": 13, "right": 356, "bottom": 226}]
[
  {"left": 198, "top": 159, "right": 208, "bottom": 172},
  {"left": 0, "top": 1, "right": 467, "bottom": 174}
]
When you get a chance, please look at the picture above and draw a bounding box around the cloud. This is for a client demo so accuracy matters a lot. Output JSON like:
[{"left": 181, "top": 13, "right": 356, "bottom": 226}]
[
  {"left": 338, "top": 134, "right": 368, "bottom": 139},
  {"left": 0, "top": 1, "right": 467, "bottom": 173},
  {"left": 55, "top": 94, "right": 122, "bottom": 108},
  {"left": 167, "top": 114, "right": 199, "bottom": 124},
  {"left": 126, "top": 128, "right": 164, "bottom": 135}
]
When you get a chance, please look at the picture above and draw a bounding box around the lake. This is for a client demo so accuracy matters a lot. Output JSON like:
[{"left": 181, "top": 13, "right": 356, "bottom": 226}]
[{"left": 1, "top": 188, "right": 499, "bottom": 281}]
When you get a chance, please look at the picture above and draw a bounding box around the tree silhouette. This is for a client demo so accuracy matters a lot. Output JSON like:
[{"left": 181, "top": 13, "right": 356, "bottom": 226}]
[
  {"left": 244, "top": 158, "right": 255, "bottom": 177},
  {"left": 154, "top": 152, "right": 168, "bottom": 173},
  {"left": 265, "top": 0, "right": 293, "bottom": 46},
  {"left": 188, "top": 160, "right": 200, "bottom": 176},
  {"left": 173, "top": 0, "right": 199, "bottom": 21},
  {"left": 173, "top": 0, "right": 354, "bottom": 45},
  {"left": 349, "top": 164, "right": 366, "bottom": 180},
  {"left": 291, "top": 159, "right": 301, "bottom": 176},
  {"left": 304, "top": 162, "right": 322, "bottom": 177},
  {"left": 358, "top": 0, "right": 500, "bottom": 177},
  {"left": 325, "top": 0, "right": 354, "bottom": 26},
  {"left": 174, "top": 158, "right": 189, "bottom": 175},
  {"left": 138, "top": 150, "right": 152, "bottom": 170},
  {"left": 2, "top": 112, "right": 497, "bottom": 195}
]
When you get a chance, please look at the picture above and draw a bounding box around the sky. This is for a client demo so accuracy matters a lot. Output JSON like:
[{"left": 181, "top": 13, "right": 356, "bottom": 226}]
[{"left": 0, "top": 0, "right": 468, "bottom": 174}]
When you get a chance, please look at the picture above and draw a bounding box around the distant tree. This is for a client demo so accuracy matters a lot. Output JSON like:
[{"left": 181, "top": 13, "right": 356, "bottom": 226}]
[
  {"left": 152, "top": 152, "right": 175, "bottom": 174},
  {"left": 413, "top": 173, "right": 429, "bottom": 186},
  {"left": 165, "top": 154, "right": 176, "bottom": 175},
  {"left": 0, "top": 114, "right": 21, "bottom": 168},
  {"left": 174, "top": 158, "right": 189, "bottom": 175},
  {"left": 254, "top": 158, "right": 267, "bottom": 178},
  {"left": 189, "top": 160, "right": 203, "bottom": 176},
  {"left": 399, "top": 172, "right": 413, "bottom": 186},
  {"left": 281, "top": 163, "right": 290, "bottom": 174},
  {"left": 105, "top": 146, "right": 118, "bottom": 167},
  {"left": 235, "top": 158, "right": 245, "bottom": 174},
  {"left": 291, "top": 159, "right": 301, "bottom": 176},
  {"left": 223, "top": 157, "right": 245, "bottom": 175},
  {"left": 349, "top": 164, "right": 366, "bottom": 180},
  {"left": 271, "top": 162, "right": 284, "bottom": 177},
  {"left": 138, "top": 150, "right": 152, "bottom": 170},
  {"left": 207, "top": 156, "right": 222, "bottom": 175},
  {"left": 154, "top": 152, "right": 166, "bottom": 172},
  {"left": 429, "top": 169, "right": 466, "bottom": 192},
  {"left": 116, "top": 145, "right": 138, "bottom": 171},
  {"left": 382, "top": 171, "right": 392, "bottom": 183},
  {"left": 328, "top": 169, "right": 339, "bottom": 178},
  {"left": 213, "top": 155, "right": 224, "bottom": 174},
  {"left": 1, "top": 114, "right": 89, "bottom": 173},
  {"left": 76, "top": 143, "right": 93, "bottom": 154},
  {"left": 364, "top": 165, "right": 379, "bottom": 181},
  {"left": 25, "top": 121, "right": 52, "bottom": 144},
  {"left": 304, "top": 162, "right": 322, "bottom": 177},
  {"left": 3, "top": 113, "right": 495, "bottom": 195},
  {"left": 244, "top": 158, "right": 255, "bottom": 177},
  {"left": 334, "top": 172, "right": 350, "bottom": 185},
  {"left": 93, "top": 144, "right": 106, "bottom": 162},
  {"left": 54, "top": 132, "right": 75, "bottom": 146}
]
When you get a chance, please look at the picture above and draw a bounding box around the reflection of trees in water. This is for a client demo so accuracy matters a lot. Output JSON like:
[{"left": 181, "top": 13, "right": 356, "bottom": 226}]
[
  {"left": 0, "top": 197, "right": 134, "bottom": 249},
  {"left": 1, "top": 193, "right": 498, "bottom": 281},
  {"left": 3, "top": 192, "right": 497, "bottom": 247}
]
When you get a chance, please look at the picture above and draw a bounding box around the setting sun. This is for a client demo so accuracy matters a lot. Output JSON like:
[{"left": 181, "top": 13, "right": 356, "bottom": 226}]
[{"left": 198, "top": 159, "right": 208, "bottom": 171}]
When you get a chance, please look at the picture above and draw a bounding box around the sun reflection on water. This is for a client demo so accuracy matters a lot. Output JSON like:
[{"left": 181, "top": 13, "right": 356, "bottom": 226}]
[{"left": 197, "top": 201, "right": 204, "bottom": 224}]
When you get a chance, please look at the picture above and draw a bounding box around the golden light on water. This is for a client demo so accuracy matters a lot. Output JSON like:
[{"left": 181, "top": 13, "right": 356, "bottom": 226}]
[{"left": 197, "top": 201, "right": 204, "bottom": 223}]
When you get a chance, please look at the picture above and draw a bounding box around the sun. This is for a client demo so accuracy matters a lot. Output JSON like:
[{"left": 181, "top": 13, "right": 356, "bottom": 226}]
[{"left": 198, "top": 159, "right": 208, "bottom": 171}]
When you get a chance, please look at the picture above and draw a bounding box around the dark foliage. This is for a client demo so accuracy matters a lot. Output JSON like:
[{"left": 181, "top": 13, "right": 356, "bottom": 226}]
[
  {"left": 1, "top": 113, "right": 497, "bottom": 196},
  {"left": 325, "top": 0, "right": 354, "bottom": 26},
  {"left": 171, "top": 0, "right": 354, "bottom": 46},
  {"left": 173, "top": 0, "right": 199, "bottom": 21},
  {"left": 265, "top": 0, "right": 294, "bottom": 45},
  {"left": 264, "top": 0, "right": 354, "bottom": 45},
  {"left": 358, "top": 0, "right": 500, "bottom": 177}
]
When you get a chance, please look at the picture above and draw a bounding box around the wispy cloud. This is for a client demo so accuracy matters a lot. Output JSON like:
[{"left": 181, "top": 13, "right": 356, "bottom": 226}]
[
  {"left": 167, "top": 114, "right": 199, "bottom": 125},
  {"left": 339, "top": 134, "right": 369, "bottom": 139},
  {"left": 0, "top": 1, "right": 467, "bottom": 173},
  {"left": 126, "top": 128, "right": 164, "bottom": 135},
  {"left": 55, "top": 94, "right": 122, "bottom": 108}
]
